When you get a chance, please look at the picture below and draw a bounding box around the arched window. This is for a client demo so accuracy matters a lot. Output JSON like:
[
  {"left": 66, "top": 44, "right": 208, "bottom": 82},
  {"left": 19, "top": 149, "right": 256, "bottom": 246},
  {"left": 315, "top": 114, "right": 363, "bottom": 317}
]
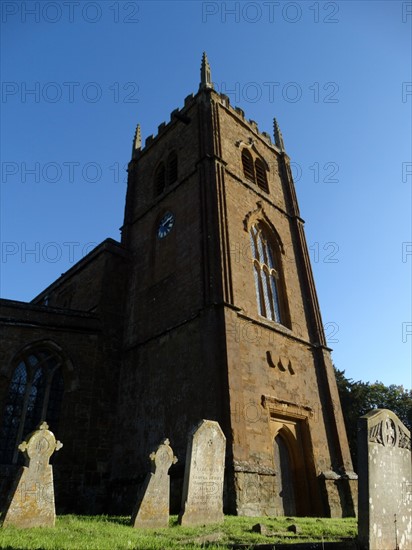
[
  {"left": 249, "top": 223, "right": 287, "bottom": 324},
  {"left": 154, "top": 163, "right": 166, "bottom": 196},
  {"left": 0, "top": 347, "right": 64, "bottom": 465},
  {"left": 242, "top": 149, "right": 255, "bottom": 183},
  {"left": 167, "top": 151, "right": 178, "bottom": 186},
  {"left": 255, "top": 158, "right": 269, "bottom": 193}
]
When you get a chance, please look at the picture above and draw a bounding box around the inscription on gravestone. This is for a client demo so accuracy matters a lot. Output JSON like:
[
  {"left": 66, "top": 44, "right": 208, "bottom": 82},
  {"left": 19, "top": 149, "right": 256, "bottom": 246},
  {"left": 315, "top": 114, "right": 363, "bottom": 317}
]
[
  {"left": 179, "top": 419, "right": 226, "bottom": 526},
  {"left": 358, "top": 409, "right": 411, "bottom": 550},
  {"left": 131, "top": 438, "right": 177, "bottom": 528},
  {"left": 1, "top": 422, "right": 62, "bottom": 528}
]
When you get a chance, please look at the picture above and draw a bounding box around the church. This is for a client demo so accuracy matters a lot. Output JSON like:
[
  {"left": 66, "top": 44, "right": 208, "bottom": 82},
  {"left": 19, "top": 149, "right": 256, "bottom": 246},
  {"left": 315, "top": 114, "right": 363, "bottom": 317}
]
[{"left": 0, "top": 55, "right": 357, "bottom": 517}]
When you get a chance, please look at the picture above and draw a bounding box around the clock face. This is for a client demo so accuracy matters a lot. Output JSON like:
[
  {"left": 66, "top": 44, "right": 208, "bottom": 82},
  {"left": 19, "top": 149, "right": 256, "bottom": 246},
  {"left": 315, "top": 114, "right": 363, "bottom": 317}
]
[{"left": 157, "top": 211, "right": 175, "bottom": 239}]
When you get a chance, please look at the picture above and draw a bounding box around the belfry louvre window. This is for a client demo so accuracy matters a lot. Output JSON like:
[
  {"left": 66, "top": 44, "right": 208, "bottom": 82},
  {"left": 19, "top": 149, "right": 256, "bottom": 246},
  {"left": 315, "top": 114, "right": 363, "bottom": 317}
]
[
  {"left": 242, "top": 149, "right": 269, "bottom": 193},
  {"left": 249, "top": 223, "right": 284, "bottom": 323},
  {"left": 242, "top": 149, "right": 255, "bottom": 183},
  {"left": 167, "top": 151, "right": 178, "bottom": 185},
  {"left": 154, "top": 163, "right": 166, "bottom": 196},
  {"left": 255, "top": 158, "right": 269, "bottom": 192},
  {"left": 0, "top": 348, "right": 64, "bottom": 465}
]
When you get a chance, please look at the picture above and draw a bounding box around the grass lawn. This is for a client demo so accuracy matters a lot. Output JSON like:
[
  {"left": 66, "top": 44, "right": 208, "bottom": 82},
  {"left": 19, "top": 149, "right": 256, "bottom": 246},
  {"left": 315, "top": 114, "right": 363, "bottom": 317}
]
[{"left": 0, "top": 514, "right": 357, "bottom": 549}]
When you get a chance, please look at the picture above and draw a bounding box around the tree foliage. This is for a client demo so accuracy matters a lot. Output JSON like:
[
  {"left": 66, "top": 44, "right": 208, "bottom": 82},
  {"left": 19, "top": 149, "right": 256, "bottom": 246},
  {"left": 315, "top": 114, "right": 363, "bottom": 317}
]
[{"left": 334, "top": 367, "right": 412, "bottom": 468}]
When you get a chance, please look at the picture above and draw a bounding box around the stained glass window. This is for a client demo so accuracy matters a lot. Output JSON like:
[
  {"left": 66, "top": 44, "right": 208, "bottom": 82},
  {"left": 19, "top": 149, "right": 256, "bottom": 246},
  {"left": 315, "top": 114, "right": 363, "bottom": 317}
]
[{"left": 0, "top": 349, "right": 64, "bottom": 464}]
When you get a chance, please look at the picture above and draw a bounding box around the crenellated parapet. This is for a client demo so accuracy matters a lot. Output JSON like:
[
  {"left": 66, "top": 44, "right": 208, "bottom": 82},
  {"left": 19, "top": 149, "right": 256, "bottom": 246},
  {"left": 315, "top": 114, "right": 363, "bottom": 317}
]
[{"left": 129, "top": 53, "right": 287, "bottom": 164}]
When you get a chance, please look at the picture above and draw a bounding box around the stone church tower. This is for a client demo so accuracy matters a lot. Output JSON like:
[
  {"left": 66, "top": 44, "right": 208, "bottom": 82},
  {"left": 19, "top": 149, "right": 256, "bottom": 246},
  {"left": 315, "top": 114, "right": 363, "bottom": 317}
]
[
  {"left": 0, "top": 54, "right": 356, "bottom": 517},
  {"left": 113, "top": 53, "right": 357, "bottom": 516}
]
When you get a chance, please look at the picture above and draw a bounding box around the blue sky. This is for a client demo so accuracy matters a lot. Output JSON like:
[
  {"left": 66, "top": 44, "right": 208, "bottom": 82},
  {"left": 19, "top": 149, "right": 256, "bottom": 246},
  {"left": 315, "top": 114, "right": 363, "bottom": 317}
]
[{"left": 1, "top": 1, "right": 411, "bottom": 388}]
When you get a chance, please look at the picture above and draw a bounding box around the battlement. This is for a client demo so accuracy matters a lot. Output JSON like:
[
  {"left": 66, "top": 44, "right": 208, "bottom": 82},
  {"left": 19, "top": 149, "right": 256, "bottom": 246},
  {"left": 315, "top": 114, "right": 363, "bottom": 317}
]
[
  {"left": 131, "top": 54, "right": 284, "bottom": 160},
  {"left": 133, "top": 89, "right": 279, "bottom": 161},
  {"left": 131, "top": 93, "right": 197, "bottom": 159},
  {"left": 217, "top": 92, "right": 279, "bottom": 150}
]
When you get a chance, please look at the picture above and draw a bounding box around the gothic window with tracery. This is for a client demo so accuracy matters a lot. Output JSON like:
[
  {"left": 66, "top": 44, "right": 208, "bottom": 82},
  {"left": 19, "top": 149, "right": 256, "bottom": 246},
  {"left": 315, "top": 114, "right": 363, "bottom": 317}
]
[
  {"left": 0, "top": 348, "right": 64, "bottom": 464},
  {"left": 249, "top": 223, "right": 286, "bottom": 324}
]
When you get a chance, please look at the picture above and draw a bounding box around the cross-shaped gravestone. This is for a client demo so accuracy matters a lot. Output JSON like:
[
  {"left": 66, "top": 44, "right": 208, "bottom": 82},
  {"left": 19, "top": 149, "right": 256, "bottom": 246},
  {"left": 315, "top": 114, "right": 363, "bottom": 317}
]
[
  {"left": 131, "top": 438, "right": 177, "bottom": 528},
  {"left": 1, "top": 421, "right": 62, "bottom": 528}
]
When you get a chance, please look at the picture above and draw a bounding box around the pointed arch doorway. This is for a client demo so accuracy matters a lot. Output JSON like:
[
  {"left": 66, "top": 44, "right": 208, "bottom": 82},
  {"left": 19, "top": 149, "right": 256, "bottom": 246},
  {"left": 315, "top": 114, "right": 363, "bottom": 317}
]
[
  {"left": 265, "top": 406, "right": 322, "bottom": 516},
  {"left": 263, "top": 394, "right": 320, "bottom": 516},
  {"left": 273, "top": 432, "right": 296, "bottom": 515}
]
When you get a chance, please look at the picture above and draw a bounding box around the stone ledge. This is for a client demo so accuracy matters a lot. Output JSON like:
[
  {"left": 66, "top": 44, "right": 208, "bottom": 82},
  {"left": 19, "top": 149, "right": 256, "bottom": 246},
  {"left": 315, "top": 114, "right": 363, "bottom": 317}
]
[
  {"left": 320, "top": 471, "right": 358, "bottom": 481},
  {"left": 233, "top": 462, "right": 276, "bottom": 476}
]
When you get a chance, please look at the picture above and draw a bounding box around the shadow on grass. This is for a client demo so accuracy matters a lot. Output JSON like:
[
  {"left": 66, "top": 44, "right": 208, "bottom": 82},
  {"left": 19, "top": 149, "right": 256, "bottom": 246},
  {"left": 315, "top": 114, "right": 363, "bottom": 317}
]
[{"left": 106, "top": 516, "right": 130, "bottom": 526}]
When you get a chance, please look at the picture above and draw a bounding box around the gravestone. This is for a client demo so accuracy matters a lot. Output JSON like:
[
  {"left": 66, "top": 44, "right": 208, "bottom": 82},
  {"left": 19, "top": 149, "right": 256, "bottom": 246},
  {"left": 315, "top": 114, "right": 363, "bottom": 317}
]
[
  {"left": 1, "top": 421, "right": 62, "bottom": 528},
  {"left": 179, "top": 419, "right": 226, "bottom": 526},
  {"left": 131, "top": 438, "right": 177, "bottom": 528},
  {"left": 358, "top": 409, "right": 411, "bottom": 550}
]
